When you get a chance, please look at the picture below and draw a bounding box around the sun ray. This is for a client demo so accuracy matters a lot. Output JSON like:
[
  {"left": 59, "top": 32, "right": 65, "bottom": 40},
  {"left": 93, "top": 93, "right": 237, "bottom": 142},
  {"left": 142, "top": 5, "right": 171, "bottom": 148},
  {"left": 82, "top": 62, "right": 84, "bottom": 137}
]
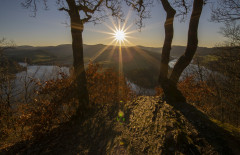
[
  {"left": 124, "top": 39, "right": 160, "bottom": 67},
  {"left": 99, "top": 14, "right": 154, "bottom": 98},
  {"left": 123, "top": 23, "right": 134, "bottom": 33},
  {"left": 106, "top": 9, "right": 119, "bottom": 31},
  {"left": 107, "top": 42, "right": 117, "bottom": 62},
  {"left": 118, "top": 45, "right": 123, "bottom": 75},
  {"left": 124, "top": 35, "right": 137, "bottom": 40},
  {"left": 123, "top": 41, "right": 134, "bottom": 62},
  {"left": 89, "top": 13, "right": 164, "bottom": 98},
  {"left": 103, "top": 22, "right": 118, "bottom": 33},
  {"left": 118, "top": 18, "right": 121, "bottom": 31},
  {"left": 118, "top": 42, "right": 124, "bottom": 98},
  {"left": 122, "top": 7, "right": 133, "bottom": 31},
  {"left": 123, "top": 40, "right": 159, "bottom": 81},
  {"left": 90, "top": 40, "right": 116, "bottom": 62},
  {"left": 125, "top": 29, "right": 139, "bottom": 35},
  {"left": 105, "top": 36, "right": 118, "bottom": 40},
  {"left": 122, "top": 41, "right": 143, "bottom": 79},
  {"left": 85, "top": 28, "right": 115, "bottom": 35}
]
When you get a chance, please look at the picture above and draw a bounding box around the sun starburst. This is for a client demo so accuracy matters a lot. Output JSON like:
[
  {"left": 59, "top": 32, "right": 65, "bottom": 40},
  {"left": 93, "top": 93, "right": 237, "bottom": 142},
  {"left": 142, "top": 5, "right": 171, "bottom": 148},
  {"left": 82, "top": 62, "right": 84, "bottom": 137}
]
[
  {"left": 114, "top": 29, "right": 126, "bottom": 43},
  {"left": 84, "top": 8, "right": 161, "bottom": 98}
]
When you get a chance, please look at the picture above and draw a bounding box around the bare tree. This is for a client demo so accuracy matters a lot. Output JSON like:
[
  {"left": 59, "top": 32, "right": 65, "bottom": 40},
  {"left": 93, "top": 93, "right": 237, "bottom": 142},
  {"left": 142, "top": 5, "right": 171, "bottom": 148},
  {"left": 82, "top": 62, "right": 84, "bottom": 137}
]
[
  {"left": 210, "top": 0, "right": 240, "bottom": 126},
  {"left": 0, "top": 38, "right": 16, "bottom": 108},
  {"left": 220, "top": 22, "right": 240, "bottom": 46},
  {"left": 21, "top": 0, "right": 122, "bottom": 120},
  {"left": 211, "top": 0, "right": 240, "bottom": 22},
  {"left": 211, "top": 0, "right": 240, "bottom": 45},
  {"left": 0, "top": 38, "right": 17, "bottom": 139},
  {"left": 211, "top": 0, "right": 240, "bottom": 44},
  {"left": 167, "top": 0, "right": 204, "bottom": 101},
  {"left": 0, "top": 38, "right": 15, "bottom": 56},
  {"left": 126, "top": 0, "right": 204, "bottom": 102},
  {"left": 210, "top": 0, "right": 240, "bottom": 85}
]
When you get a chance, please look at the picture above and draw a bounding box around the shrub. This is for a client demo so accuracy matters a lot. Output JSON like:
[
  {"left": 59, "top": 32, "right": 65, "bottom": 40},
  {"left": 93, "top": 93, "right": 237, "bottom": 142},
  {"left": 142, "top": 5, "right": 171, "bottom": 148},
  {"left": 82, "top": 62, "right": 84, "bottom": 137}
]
[
  {"left": 1, "top": 62, "right": 134, "bottom": 145},
  {"left": 86, "top": 62, "right": 133, "bottom": 108},
  {"left": 156, "top": 75, "right": 215, "bottom": 104}
]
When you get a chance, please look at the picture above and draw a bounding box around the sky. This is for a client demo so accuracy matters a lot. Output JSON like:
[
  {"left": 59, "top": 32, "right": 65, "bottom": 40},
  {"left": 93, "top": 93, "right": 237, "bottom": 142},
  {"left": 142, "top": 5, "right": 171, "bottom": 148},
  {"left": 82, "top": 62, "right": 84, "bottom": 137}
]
[{"left": 0, "top": 0, "right": 225, "bottom": 48}]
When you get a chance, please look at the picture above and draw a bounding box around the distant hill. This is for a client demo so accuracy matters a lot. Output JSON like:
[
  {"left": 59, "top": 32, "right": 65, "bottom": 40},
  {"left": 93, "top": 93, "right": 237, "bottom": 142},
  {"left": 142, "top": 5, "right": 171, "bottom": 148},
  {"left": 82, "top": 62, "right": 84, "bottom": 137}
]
[
  {"left": 4, "top": 44, "right": 214, "bottom": 88},
  {"left": 137, "top": 45, "right": 214, "bottom": 58},
  {"left": 5, "top": 44, "right": 214, "bottom": 64}
]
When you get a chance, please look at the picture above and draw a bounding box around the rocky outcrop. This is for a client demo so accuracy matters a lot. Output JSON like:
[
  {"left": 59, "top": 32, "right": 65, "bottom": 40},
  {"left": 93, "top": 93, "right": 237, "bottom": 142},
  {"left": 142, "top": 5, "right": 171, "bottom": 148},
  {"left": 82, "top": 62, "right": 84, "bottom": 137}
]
[{"left": 108, "top": 96, "right": 220, "bottom": 154}]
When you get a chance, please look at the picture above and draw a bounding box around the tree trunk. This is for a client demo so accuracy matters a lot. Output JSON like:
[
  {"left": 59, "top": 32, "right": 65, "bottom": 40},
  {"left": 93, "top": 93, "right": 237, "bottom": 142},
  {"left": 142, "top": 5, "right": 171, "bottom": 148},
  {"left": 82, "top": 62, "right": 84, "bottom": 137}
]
[
  {"left": 169, "top": 0, "right": 204, "bottom": 85},
  {"left": 161, "top": 78, "right": 186, "bottom": 102},
  {"left": 66, "top": 0, "right": 89, "bottom": 120},
  {"left": 159, "top": 0, "right": 204, "bottom": 102},
  {"left": 159, "top": 0, "right": 176, "bottom": 84},
  {"left": 158, "top": 0, "right": 185, "bottom": 102}
]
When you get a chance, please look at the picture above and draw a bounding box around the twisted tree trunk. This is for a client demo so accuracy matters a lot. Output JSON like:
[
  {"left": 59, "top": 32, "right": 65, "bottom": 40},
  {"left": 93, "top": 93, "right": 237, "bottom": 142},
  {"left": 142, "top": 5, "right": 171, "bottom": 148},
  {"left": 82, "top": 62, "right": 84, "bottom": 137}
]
[
  {"left": 159, "top": 0, "right": 204, "bottom": 102},
  {"left": 169, "top": 0, "right": 204, "bottom": 84},
  {"left": 159, "top": 0, "right": 176, "bottom": 83}
]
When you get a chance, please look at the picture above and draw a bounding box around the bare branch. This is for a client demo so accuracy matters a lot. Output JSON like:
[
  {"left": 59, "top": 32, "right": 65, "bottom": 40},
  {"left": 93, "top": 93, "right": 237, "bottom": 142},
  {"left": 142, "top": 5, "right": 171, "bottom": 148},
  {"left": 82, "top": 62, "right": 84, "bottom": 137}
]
[
  {"left": 59, "top": 7, "right": 70, "bottom": 13},
  {"left": 211, "top": 0, "right": 240, "bottom": 22},
  {"left": 21, "top": 0, "right": 37, "bottom": 17},
  {"left": 125, "top": 0, "right": 154, "bottom": 29},
  {"left": 21, "top": 0, "right": 49, "bottom": 17},
  {"left": 82, "top": 12, "right": 92, "bottom": 24},
  {"left": 0, "top": 38, "right": 15, "bottom": 56},
  {"left": 220, "top": 22, "right": 240, "bottom": 46},
  {"left": 106, "top": 0, "right": 123, "bottom": 19}
]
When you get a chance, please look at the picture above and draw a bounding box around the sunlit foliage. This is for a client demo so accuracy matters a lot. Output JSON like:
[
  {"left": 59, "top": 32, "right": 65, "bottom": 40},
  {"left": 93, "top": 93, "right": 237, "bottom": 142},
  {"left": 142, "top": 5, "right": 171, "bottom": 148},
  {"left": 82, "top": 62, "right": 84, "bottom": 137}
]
[{"left": 0, "top": 62, "right": 134, "bottom": 148}]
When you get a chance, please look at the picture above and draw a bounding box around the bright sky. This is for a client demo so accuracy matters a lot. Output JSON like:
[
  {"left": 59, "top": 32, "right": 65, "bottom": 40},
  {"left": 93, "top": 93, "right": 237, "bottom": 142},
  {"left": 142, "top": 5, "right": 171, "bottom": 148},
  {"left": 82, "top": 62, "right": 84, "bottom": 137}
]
[{"left": 0, "top": 0, "right": 224, "bottom": 48}]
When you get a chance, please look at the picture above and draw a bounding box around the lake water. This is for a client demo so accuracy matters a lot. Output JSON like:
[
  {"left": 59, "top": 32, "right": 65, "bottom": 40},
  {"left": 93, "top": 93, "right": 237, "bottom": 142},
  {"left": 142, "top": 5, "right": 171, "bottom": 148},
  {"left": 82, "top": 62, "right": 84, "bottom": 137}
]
[
  {"left": 17, "top": 63, "right": 69, "bottom": 81},
  {"left": 14, "top": 60, "right": 221, "bottom": 96},
  {"left": 169, "top": 59, "right": 225, "bottom": 81},
  {"left": 16, "top": 63, "right": 156, "bottom": 95},
  {"left": 169, "top": 59, "right": 209, "bottom": 81}
]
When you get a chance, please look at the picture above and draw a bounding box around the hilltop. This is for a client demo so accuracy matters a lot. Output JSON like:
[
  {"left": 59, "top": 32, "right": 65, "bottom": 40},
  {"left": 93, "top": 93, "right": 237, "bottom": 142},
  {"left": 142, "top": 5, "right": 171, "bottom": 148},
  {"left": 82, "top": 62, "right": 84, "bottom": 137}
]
[
  {"left": 3, "top": 44, "right": 214, "bottom": 89},
  {"left": 4, "top": 44, "right": 214, "bottom": 65},
  {"left": 1, "top": 96, "right": 239, "bottom": 154}
]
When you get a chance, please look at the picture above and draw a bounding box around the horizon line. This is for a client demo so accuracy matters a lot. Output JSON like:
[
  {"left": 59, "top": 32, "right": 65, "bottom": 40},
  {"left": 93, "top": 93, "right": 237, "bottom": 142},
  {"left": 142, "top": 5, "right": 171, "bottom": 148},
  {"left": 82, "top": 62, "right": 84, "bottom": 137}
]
[{"left": 17, "top": 43, "right": 212, "bottom": 49}]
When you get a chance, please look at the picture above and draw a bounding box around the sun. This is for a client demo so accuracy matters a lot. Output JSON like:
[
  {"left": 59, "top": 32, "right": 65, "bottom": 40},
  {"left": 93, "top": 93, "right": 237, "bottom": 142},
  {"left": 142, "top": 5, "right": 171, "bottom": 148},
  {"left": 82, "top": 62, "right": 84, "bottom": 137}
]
[
  {"left": 114, "top": 29, "right": 126, "bottom": 42},
  {"left": 95, "top": 16, "right": 134, "bottom": 46}
]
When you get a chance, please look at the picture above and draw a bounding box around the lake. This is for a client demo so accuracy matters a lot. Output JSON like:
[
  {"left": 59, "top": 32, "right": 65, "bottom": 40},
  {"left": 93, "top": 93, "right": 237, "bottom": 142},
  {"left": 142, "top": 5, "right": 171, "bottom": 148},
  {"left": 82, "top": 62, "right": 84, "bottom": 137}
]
[
  {"left": 14, "top": 60, "right": 222, "bottom": 97},
  {"left": 16, "top": 63, "right": 156, "bottom": 95},
  {"left": 17, "top": 63, "right": 69, "bottom": 81}
]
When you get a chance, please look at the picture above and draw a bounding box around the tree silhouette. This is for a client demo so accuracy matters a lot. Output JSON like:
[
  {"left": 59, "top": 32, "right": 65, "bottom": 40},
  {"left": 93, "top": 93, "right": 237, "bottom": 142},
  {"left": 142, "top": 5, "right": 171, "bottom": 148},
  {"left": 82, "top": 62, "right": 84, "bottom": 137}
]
[
  {"left": 126, "top": 0, "right": 204, "bottom": 102},
  {"left": 211, "top": 0, "right": 240, "bottom": 22},
  {"left": 21, "top": 0, "right": 122, "bottom": 120},
  {"left": 211, "top": 0, "right": 240, "bottom": 46},
  {"left": 211, "top": 0, "right": 240, "bottom": 126},
  {"left": 166, "top": 0, "right": 204, "bottom": 101}
]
